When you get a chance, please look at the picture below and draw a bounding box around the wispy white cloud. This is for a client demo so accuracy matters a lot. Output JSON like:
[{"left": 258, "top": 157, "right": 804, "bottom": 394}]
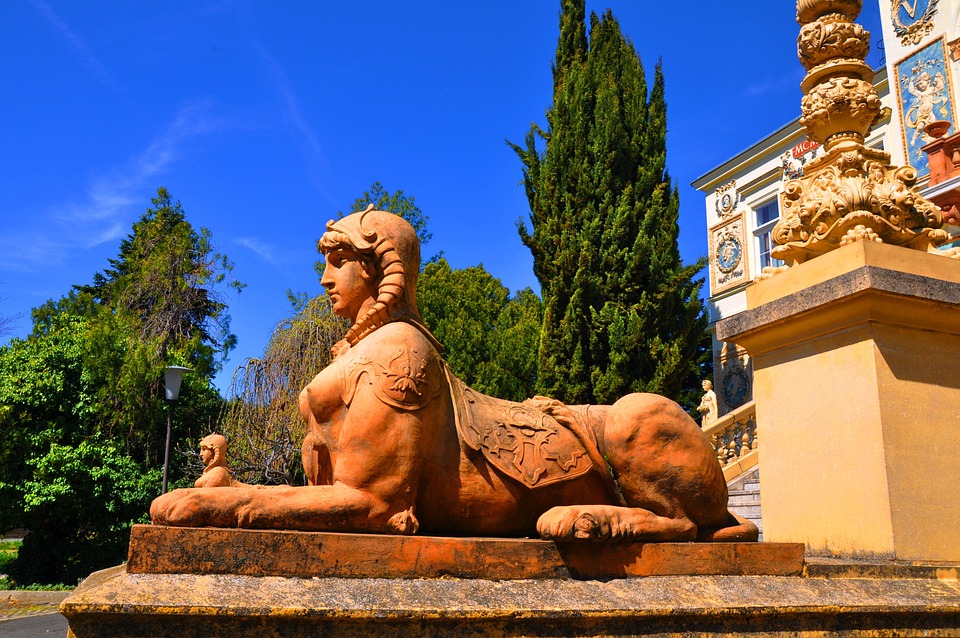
[
  {"left": 246, "top": 39, "right": 335, "bottom": 205},
  {"left": 235, "top": 237, "right": 279, "bottom": 264},
  {"left": 55, "top": 101, "right": 223, "bottom": 249},
  {"left": 30, "top": 0, "right": 123, "bottom": 92},
  {"left": 253, "top": 42, "right": 327, "bottom": 167},
  {"left": 1, "top": 103, "right": 225, "bottom": 270},
  {"left": 743, "top": 68, "right": 805, "bottom": 98},
  {"left": 0, "top": 234, "right": 63, "bottom": 273}
]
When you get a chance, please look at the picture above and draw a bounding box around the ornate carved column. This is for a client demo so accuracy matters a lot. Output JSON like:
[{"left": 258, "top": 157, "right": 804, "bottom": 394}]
[{"left": 771, "top": 0, "right": 948, "bottom": 267}]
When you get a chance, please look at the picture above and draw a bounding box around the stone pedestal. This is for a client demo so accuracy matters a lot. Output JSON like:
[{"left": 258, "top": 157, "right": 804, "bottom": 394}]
[
  {"left": 59, "top": 526, "right": 960, "bottom": 637},
  {"left": 718, "top": 241, "right": 960, "bottom": 561}
]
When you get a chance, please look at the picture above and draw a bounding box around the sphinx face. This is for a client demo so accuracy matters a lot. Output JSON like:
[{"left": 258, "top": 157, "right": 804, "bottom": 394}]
[{"left": 321, "top": 248, "right": 377, "bottom": 322}]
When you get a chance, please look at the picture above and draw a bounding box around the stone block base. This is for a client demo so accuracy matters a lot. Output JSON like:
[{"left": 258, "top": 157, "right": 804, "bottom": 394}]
[
  {"left": 60, "top": 527, "right": 960, "bottom": 636},
  {"left": 63, "top": 563, "right": 960, "bottom": 637}
]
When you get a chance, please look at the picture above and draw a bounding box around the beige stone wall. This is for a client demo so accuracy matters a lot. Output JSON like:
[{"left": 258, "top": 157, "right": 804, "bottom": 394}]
[{"left": 720, "top": 242, "right": 960, "bottom": 561}]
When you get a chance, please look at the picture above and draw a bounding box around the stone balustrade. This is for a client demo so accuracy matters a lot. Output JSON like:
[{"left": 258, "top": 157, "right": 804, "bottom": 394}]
[{"left": 702, "top": 400, "right": 758, "bottom": 482}]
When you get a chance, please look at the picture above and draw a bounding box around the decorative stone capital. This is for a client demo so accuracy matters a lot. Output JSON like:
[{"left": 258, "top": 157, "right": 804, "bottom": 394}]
[
  {"left": 800, "top": 77, "right": 882, "bottom": 146},
  {"left": 772, "top": 146, "right": 947, "bottom": 265},
  {"left": 775, "top": 0, "right": 947, "bottom": 268},
  {"left": 796, "top": 0, "right": 861, "bottom": 24}
]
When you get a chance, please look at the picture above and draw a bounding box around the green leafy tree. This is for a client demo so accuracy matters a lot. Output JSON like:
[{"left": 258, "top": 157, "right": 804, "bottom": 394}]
[
  {"left": 9, "top": 438, "right": 160, "bottom": 585},
  {"left": 512, "top": 0, "right": 708, "bottom": 408},
  {"left": 75, "top": 187, "right": 241, "bottom": 465},
  {"left": 0, "top": 188, "right": 239, "bottom": 584},
  {"left": 485, "top": 287, "right": 543, "bottom": 401},
  {"left": 417, "top": 259, "right": 542, "bottom": 401}
]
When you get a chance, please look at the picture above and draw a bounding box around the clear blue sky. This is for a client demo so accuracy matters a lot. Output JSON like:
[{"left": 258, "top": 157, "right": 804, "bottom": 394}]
[{"left": 0, "top": 1, "right": 882, "bottom": 390}]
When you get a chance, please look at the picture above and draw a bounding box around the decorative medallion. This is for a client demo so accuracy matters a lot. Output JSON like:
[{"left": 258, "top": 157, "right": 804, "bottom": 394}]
[
  {"left": 714, "top": 343, "right": 752, "bottom": 414},
  {"left": 721, "top": 365, "right": 751, "bottom": 410},
  {"left": 780, "top": 139, "right": 823, "bottom": 181},
  {"left": 714, "top": 180, "right": 739, "bottom": 218},
  {"left": 891, "top": 0, "right": 939, "bottom": 47},
  {"left": 717, "top": 236, "right": 742, "bottom": 273},
  {"left": 708, "top": 213, "right": 748, "bottom": 294}
]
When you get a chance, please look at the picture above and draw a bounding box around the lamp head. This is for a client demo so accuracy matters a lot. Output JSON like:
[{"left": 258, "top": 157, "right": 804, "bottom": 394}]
[{"left": 163, "top": 366, "right": 193, "bottom": 401}]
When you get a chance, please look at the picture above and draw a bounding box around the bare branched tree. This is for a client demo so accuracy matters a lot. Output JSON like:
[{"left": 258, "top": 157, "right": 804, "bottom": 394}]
[
  {"left": 0, "top": 314, "right": 19, "bottom": 338},
  {"left": 0, "top": 294, "right": 22, "bottom": 338},
  {"left": 218, "top": 295, "right": 346, "bottom": 484}
]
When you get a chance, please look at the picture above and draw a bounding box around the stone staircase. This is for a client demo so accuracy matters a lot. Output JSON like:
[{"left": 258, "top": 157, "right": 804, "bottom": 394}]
[{"left": 727, "top": 467, "right": 762, "bottom": 541}]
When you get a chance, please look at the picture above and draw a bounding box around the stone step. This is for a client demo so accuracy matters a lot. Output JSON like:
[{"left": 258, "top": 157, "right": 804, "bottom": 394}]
[
  {"left": 728, "top": 505, "right": 762, "bottom": 519},
  {"left": 727, "top": 494, "right": 760, "bottom": 507},
  {"left": 726, "top": 469, "right": 760, "bottom": 492}
]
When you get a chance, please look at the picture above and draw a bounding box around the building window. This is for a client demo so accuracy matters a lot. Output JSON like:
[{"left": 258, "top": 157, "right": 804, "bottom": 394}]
[{"left": 753, "top": 199, "right": 783, "bottom": 270}]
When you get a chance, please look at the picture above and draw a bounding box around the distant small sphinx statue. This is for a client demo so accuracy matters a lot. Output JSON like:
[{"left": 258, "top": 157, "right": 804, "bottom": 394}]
[
  {"left": 151, "top": 207, "right": 757, "bottom": 542},
  {"left": 193, "top": 434, "right": 245, "bottom": 488}
]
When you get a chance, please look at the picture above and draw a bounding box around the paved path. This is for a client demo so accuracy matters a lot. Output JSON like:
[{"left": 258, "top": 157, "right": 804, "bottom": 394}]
[{"left": 0, "top": 612, "right": 69, "bottom": 636}]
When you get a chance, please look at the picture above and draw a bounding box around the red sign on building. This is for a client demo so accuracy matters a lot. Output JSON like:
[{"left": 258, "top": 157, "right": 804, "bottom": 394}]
[{"left": 792, "top": 140, "right": 820, "bottom": 159}]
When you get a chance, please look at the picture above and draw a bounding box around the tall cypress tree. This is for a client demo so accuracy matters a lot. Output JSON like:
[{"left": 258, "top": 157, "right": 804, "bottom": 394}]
[{"left": 513, "top": 0, "right": 708, "bottom": 408}]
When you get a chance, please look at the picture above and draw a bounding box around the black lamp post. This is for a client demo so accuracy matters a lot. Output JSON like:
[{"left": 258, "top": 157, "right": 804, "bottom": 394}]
[{"left": 161, "top": 366, "right": 192, "bottom": 494}]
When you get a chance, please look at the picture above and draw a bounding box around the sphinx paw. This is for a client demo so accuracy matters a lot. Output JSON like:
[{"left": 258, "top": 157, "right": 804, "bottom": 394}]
[
  {"left": 150, "top": 489, "right": 200, "bottom": 526},
  {"left": 538, "top": 505, "right": 697, "bottom": 542},
  {"left": 537, "top": 505, "right": 612, "bottom": 541},
  {"left": 387, "top": 507, "right": 419, "bottom": 535}
]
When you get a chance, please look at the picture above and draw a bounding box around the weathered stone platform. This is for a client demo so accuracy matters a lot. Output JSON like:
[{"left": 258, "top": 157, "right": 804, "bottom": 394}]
[
  {"left": 60, "top": 526, "right": 960, "bottom": 637},
  {"left": 125, "top": 524, "right": 803, "bottom": 580}
]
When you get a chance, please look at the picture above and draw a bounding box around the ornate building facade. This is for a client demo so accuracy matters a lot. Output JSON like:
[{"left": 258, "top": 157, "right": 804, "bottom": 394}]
[{"left": 693, "top": 0, "right": 960, "bottom": 416}]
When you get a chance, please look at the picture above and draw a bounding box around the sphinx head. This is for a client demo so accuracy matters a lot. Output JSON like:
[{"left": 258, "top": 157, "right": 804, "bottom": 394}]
[
  {"left": 199, "top": 433, "right": 228, "bottom": 470},
  {"left": 318, "top": 206, "right": 425, "bottom": 351}
]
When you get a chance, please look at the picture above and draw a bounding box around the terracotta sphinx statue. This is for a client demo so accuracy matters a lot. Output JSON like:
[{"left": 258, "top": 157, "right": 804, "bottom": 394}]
[
  {"left": 193, "top": 434, "right": 246, "bottom": 488},
  {"left": 151, "top": 208, "right": 757, "bottom": 542}
]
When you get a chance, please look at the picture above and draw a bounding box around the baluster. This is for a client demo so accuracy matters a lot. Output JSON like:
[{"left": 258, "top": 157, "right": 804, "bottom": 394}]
[
  {"left": 712, "top": 434, "right": 725, "bottom": 464},
  {"left": 725, "top": 425, "right": 738, "bottom": 462}
]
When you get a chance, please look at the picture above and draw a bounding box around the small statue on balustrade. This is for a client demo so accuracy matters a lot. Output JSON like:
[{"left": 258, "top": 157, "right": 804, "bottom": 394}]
[
  {"left": 697, "top": 379, "right": 719, "bottom": 428},
  {"left": 152, "top": 207, "right": 757, "bottom": 543}
]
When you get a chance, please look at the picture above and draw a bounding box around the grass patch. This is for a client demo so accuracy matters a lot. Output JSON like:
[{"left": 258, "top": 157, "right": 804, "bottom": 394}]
[
  {"left": 0, "top": 541, "right": 72, "bottom": 590},
  {"left": 0, "top": 541, "right": 18, "bottom": 575},
  {"left": 0, "top": 577, "right": 72, "bottom": 591}
]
